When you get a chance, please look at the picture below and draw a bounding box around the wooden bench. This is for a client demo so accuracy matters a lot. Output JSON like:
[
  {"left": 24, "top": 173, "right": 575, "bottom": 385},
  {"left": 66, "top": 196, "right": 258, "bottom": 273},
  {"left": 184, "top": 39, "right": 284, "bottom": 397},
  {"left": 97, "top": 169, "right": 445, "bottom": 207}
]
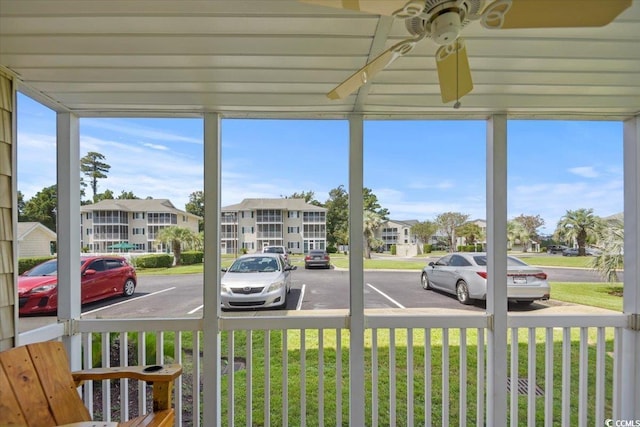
[{"left": 0, "top": 341, "right": 182, "bottom": 427}]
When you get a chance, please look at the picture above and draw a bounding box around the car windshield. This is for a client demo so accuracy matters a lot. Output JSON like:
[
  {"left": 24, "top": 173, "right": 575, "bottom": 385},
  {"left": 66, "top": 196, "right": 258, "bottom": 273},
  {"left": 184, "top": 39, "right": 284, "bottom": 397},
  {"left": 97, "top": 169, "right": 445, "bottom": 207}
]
[
  {"left": 472, "top": 255, "right": 528, "bottom": 267},
  {"left": 228, "top": 257, "right": 280, "bottom": 273},
  {"left": 23, "top": 260, "right": 58, "bottom": 276},
  {"left": 263, "top": 247, "right": 284, "bottom": 254}
]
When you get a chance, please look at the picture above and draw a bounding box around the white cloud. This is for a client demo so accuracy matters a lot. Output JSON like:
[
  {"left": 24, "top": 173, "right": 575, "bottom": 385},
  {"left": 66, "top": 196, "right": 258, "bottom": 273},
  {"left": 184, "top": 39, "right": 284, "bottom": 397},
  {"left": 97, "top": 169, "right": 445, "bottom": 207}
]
[
  {"left": 82, "top": 118, "right": 202, "bottom": 145},
  {"left": 143, "top": 143, "right": 169, "bottom": 151},
  {"left": 568, "top": 166, "right": 599, "bottom": 178}
]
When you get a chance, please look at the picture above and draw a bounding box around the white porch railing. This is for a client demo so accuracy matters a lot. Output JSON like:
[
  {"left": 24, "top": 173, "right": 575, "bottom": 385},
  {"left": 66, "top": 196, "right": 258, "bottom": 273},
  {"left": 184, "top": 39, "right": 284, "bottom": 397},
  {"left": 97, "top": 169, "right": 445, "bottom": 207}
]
[{"left": 19, "top": 312, "right": 627, "bottom": 426}]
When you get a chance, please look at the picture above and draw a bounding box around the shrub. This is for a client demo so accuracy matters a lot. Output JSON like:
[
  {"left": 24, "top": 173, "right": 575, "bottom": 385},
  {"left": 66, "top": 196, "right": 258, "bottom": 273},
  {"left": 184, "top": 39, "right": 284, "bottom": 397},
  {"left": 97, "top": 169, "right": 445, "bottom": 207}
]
[
  {"left": 18, "top": 256, "right": 56, "bottom": 275},
  {"left": 326, "top": 246, "right": 338, "bottom": 254},
  {"left": 133, "top": 254, "right": 173, "bottom": 269},
  {"left": 390, "top": 245, "right": 397, "bottom": 255},
  {"left": 423, "top": 244, "right": 432, "bottom": 254},
  {"left": 180, "top": 250, "right": 203, "bottom": 265}
]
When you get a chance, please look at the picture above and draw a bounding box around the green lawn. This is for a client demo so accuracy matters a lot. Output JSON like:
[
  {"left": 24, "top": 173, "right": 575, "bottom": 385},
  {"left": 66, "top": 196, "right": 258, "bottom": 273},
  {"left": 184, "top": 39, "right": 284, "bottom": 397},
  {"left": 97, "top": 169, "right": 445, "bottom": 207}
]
[{"left": 550, "top": 282, "right": 622, "bottom": 311}]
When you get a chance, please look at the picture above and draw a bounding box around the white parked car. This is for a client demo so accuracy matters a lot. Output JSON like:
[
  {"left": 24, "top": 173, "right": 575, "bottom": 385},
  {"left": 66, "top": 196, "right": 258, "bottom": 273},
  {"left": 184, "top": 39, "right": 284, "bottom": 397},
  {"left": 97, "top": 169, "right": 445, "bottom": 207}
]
[
  {"left": 262, "top": 245, "right": 289, "bottom": 263},
  {"left": 420, "top": 252, "right": 550, "bottom": 306},
  {"left": 221, "top": 253, "right": 296, "bottom": 310}
]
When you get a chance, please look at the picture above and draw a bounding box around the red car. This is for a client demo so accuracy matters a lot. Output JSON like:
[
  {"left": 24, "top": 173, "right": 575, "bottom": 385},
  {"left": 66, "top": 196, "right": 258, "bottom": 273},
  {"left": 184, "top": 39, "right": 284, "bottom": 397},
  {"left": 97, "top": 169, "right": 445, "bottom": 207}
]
[{"left": 18, "top": 256, "right": 137, "bottom": 315}]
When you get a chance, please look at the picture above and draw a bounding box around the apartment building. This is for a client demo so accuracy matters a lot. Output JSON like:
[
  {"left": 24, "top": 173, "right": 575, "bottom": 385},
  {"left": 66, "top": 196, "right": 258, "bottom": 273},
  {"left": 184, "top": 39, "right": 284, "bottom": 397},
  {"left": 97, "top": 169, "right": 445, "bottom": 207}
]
[
  {"left": 80, "top": 199, "right": 200, "bottom": 253},
  {"left": 221, "top": 198, "right": 327, "bottom": 255},
  {"left": 376, "top": 219, "right": 421, "bottom": 252}
]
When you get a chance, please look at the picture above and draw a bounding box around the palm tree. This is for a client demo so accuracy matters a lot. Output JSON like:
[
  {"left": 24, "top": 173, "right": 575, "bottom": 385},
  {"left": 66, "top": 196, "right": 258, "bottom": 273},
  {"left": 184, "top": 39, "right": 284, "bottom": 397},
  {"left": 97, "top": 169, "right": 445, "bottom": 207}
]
[
  {"left": 363, "top": 210, "right": 384, "bottom": 259},
  {"left": 155, "top": 226, "right": 198, "bottom": 266},
  {"left": 555, "top": 208, "right": 601, "bottom": 256},
  {"left": 507, "top": 220, "right": 528, "bottom": 250},
  {"left": 591, "top": 218, "right": 624, "bottom": 282}
]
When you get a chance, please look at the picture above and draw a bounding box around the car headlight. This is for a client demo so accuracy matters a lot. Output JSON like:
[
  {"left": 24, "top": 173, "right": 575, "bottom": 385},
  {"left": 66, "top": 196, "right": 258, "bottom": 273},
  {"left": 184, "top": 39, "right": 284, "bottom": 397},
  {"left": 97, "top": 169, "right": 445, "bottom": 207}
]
[
  {"left": 221, "top": 284, "right": 230, "bottom": 293},
  {"left": 267, "top": 281, "right": 284, "bottom": 292},
  {"left": 28, "top": 283, "right": 57, "bottom": 294}
]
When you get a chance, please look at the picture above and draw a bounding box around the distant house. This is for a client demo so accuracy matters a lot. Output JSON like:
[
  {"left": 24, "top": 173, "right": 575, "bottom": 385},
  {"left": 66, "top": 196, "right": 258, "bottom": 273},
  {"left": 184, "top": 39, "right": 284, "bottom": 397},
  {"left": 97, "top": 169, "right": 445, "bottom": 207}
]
[
  {"left": 80, "top": 199, "right": 201, "bottom": 253},
  {"left": 17, "top": 222, "right": 56, "bottom": 258}
]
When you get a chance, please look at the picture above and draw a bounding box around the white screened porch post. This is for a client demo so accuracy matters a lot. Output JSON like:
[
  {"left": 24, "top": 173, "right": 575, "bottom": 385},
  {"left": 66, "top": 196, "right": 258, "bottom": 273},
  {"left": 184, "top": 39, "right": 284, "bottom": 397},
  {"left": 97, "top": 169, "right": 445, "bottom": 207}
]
[
  {"left": 348, "top": 115, "right": 365, "bottom": 425},
  {"left": 56, "top": 112, "right": 82, "bottom": 369},
  {"left": 622, "top": 115, "right": 640, "bottom": 418},
  {"left": 486, "top": 115, "right": 508, "bottom": 427},
  {"left": 203, "top": 112, "right": 222, "bottom": 426}
]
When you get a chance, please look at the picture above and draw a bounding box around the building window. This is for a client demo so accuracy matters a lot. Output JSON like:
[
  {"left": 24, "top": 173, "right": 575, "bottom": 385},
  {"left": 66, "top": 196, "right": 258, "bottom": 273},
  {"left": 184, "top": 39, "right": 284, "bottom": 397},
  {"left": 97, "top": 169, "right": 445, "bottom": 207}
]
[
  {"left": 86, "top": 228, "right": 92, "bottom": 235},
  {"left": 133, "top": 212, "right": 145, "bottom": 220},
  {"left": 86, "top": 212, "right": 92, "bottom": 220},
  {"left": 183, "top": 215, "right": 187, "bottom": 222},
  {"left": 303, "top": 211, "right": 325, "bottom": 223},
  {"left": 148, "top": 212, "right": 177, "bottom": 224},
  {"left": 133, "top": 228, "right": 145, "bottom": 235},
  {"left": 288, "top": 211, "right": 299, "bottom": 218},
  {"left": 288, "top": 226, "right": 300, "bottom": 233}
]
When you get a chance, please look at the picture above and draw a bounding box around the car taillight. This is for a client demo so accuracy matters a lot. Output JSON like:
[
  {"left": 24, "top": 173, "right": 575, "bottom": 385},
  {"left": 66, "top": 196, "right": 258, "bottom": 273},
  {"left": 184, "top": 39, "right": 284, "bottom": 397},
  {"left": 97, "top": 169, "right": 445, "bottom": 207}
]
[
  {"left": 305, "top": 255, "right": 311, "bottom": 261},
  {"left": 534, "top": 272, "right": 547, "bottom": 280},
  {"left": 325, "top": 255, "right": 330, "bottom": 260},
  {"left": 476, "top": 271, "right": 487, "bottom": 279}
]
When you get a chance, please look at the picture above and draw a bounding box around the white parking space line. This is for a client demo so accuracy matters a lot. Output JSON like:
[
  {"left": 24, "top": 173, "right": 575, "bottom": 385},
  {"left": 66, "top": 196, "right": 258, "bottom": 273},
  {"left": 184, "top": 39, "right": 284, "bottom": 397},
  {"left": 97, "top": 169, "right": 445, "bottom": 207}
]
[
  {"left": 366, "top": 283, "right": 405, "bottom": 309},
  {"left": 188, "top": 305, "right": 203, "bottom": 315},
  {"left": 82, "top": 287, "right": 177, "bottom": 316},
  {"left": 296, "top": 284, "right": 306, "bottom": 311}
]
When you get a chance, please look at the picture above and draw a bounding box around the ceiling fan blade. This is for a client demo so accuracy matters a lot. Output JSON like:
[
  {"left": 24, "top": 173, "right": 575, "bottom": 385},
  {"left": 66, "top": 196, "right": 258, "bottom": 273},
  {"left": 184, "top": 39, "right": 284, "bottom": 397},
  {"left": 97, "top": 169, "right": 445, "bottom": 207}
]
[
  {"left": 327, "top": 38, "right": 417, "bottom": 100},
  {"left": 436, "top": 39, "right": 473, "bottom": 104},
  {"left": 299, "top": 0, "right": 424, "bottom": 17},
  {"left": 481, "top": 0, "right": 632, "bottom": 29}
]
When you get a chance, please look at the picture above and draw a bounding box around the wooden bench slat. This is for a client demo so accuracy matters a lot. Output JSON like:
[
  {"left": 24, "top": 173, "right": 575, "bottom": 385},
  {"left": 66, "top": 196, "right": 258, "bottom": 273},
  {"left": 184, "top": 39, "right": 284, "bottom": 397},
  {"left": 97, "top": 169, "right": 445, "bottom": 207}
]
[
  {"left": 28, "top": 341, "right": 92, "bottom": 425},
  {"left": 0, "top": 364, "right": 29, "bottom": 425},
  {"left": 0, "top": 345, "right": 57, "bottom": 426}
]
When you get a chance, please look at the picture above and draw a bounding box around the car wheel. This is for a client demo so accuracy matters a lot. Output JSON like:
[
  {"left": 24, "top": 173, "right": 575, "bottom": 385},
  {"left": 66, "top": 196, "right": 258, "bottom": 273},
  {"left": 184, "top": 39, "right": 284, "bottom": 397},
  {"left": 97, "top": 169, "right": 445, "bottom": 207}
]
[
  {"left": 123, "top": 278, "right": 136, "bottom": 297},
  {"left": 456, "top": 281, "right": 472, "bottom": 305},
  {"left": 420, "top": 272, "right": 432, "bottom": 290}
]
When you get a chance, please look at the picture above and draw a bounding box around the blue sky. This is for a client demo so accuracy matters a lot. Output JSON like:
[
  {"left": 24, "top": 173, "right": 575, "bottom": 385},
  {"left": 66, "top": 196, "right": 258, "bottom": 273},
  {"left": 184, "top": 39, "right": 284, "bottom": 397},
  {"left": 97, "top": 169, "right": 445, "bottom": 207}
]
[{"left": 17, "top": 93, "right": 623, "bottom": 235}]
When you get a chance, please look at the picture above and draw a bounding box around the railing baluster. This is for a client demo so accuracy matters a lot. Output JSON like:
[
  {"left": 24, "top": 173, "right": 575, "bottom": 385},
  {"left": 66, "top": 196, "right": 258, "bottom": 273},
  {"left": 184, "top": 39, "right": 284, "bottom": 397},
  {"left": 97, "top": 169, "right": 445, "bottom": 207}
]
[
  {"left": 264, "top": 330, "right": 271, "bottom": 427},
  {"left": 510, "top": 327, "right": 518, "bottom": 427},
  {"left": 246, "top": 330, "right": 253, "bottom": 427},
  {"left": 227, "top": 330, "right": 234, "bottom": 427},
  {"left": 442, "top": 328, "right": 449, "bottom": 427},
  {"left": 460, "top": 328, "right": 467, "bottom": 427},
  {"left": 407, "top": 328, "right": 414, "bottom": 427},
  {"left": 476, "top": 328, "right": 484, "bottom": 427},
  {"left": 562, "top": 327, "right": 571, "bottom": 427},
  {"left": 300, "top": 329, "right": 306, "bottom": 427},
  {"left": 595, "top": 327, "right": 605, "bottom": 425},
  {"left": 318, "top": 329, "right": 324, "bottom": 427},
  {"left": 82, "top": 333, "right": 93, "bottom": 414},
  {"left": 424, "top": 328, "right": 432, "bottom": 427},
  {"left": 282, "top": 329, "right": 288, "bottom": 427},
  {"left": 193, "top": 330, "right": 201, "bottom": 427},
  {"left": 119, "top": 332, "right": 128, "bottom": 422},
  {"left": 101, "top": 332, "right": 111, "bottom": 422},
  {"left": 390, "top": 328, "right": 396, "bottom": 427},
  {"left": 579, "top": 327, "right": 588, "bottom": 427},
  {"left": 372, "top": 329, "right": 378, "bottom": 427},
  {"left": 336, "top": 329, "right": 342, "bottom": 427},
  {"left": 527, "top": 328, "right": 535, "bottom": 427},
  {"left": 613, "top": 327, "right": 622, "bottom": 419},
  {"left": 136, "top": 332, "right": 146, "bottom": 415},
  {"left": 174, "top": 331, "right": 183, "bottom": 427},
  {"left": 544, "top": 327, "right": 554, "bottom": 427}
]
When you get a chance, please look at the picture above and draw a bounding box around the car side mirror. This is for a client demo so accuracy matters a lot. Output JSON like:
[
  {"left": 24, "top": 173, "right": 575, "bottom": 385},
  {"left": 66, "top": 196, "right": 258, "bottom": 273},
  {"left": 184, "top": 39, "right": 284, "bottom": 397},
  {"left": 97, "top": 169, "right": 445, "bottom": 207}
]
[
  {"left": 428, "top": 262, "right": 435, "bottom": 267},
  {"left": 285, "top": 265, "right": 297, "bottom": 271},
  {"left": 221, "top": 267, "right": 228, "bottom": 272},
  {"left": 84, "top": 269, "right": 96, "bottom": 276}
]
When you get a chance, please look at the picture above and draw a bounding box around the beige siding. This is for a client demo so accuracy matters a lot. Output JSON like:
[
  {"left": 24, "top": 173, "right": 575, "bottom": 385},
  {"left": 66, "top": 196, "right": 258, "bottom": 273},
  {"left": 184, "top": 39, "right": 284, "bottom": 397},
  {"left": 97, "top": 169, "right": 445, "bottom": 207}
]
[
  {"left": 18, "top": 228, "right": 55, "bottom": 258},
  {"left": 0, "top": 71, "right": 14, "bottom": 350}
]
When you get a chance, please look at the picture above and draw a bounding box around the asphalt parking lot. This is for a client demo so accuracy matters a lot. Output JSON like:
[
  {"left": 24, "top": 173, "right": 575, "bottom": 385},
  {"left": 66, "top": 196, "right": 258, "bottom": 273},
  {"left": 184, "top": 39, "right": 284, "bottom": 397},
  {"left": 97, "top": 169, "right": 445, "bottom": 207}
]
[{"left": 18, "top": 266, "right": 617, "bottom": 332}]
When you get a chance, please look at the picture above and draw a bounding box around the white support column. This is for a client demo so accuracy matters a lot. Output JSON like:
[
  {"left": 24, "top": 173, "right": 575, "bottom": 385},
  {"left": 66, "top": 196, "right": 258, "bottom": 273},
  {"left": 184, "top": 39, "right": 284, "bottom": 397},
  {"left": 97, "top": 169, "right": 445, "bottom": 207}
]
[
  {"left": 348, "top": 115, "right": 365, "bottom": 426},
  {"left": 486, "top": 115, "right": 508, "bottom": 427},
  {"left": 56, "top": 112, "right": 81, "bottom": 369},
  {"left": 202, "top": 112, "right": 222, "bottom": 426},
  {"left": 622, "top": 115, "right": 640, "bottom": 419}
]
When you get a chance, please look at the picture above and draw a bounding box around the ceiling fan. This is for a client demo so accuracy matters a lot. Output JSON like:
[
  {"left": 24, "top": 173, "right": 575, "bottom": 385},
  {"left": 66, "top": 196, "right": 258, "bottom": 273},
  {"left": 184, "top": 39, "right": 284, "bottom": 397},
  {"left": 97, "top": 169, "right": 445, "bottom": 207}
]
[{"left": 300, "top": 0, "right": 632, "bottom": 106}]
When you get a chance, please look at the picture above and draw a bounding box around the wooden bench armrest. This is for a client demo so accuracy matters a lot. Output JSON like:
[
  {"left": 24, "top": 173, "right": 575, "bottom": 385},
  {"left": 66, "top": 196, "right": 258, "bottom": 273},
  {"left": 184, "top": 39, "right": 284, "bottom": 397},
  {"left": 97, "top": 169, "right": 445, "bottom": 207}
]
[
  {"left": 72, "top": 364, "right": 182, "bottom": 412},
  {"left": 72, "top": 364, "right": 182, "bottom": 384}
]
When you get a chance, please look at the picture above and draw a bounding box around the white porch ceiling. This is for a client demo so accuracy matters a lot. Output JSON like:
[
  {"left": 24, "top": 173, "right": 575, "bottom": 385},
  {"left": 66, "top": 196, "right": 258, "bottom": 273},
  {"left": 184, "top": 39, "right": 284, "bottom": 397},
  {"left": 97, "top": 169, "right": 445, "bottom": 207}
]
[{"left": 1, "top": 0, "right": 639, "bottom": 119}]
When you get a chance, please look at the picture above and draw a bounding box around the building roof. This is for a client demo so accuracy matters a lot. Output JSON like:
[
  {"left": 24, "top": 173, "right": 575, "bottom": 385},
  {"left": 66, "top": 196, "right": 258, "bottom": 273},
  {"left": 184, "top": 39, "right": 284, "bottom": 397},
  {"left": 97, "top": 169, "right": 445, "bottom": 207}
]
[
  {"left": 2, "top": 1, "right": 639, "bottom": 120},
  {"left": 17, "top": 222, "right": 56, "bottom": 240},
  {"left": 80, "top": 199, "right": 201, "bottom": 219},
  {"left": 222, "top": 198, "right": 326, "bottom": 212},
  {"left": 386, "top": 219, "right": 419, "bottom": 228}
]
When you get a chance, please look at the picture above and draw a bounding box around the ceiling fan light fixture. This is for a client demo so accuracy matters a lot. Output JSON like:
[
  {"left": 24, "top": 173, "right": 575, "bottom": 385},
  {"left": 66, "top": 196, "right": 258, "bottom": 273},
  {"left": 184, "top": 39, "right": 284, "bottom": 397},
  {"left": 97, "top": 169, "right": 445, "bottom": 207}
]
[{"left": 431, "top": 10, "right": 462, "bottom": 45}]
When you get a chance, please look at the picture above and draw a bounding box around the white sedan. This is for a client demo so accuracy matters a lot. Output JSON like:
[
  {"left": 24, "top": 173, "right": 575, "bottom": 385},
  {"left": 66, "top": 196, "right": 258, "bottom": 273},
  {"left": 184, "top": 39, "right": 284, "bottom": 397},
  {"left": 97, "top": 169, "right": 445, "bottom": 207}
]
[
  {"left": 420, "top": 252, "right": 550, "bottom": 306},
  {"left": 221, "top": 253, "right": 296, "bottom": 310}
]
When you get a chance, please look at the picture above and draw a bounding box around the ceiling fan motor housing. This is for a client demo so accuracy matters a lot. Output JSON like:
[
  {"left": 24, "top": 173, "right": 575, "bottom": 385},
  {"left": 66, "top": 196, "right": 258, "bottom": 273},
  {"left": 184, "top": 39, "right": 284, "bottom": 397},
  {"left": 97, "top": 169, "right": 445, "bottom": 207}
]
[{"left": 431, "top": 10, "right": 462, "bottom": 45}]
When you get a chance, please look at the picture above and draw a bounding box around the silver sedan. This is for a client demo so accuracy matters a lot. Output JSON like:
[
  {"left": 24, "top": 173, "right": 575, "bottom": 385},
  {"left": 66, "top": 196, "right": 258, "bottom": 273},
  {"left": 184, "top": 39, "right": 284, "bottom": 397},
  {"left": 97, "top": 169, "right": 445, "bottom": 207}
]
[
  {"left": 221, "top": 253, "right": 296, "bottom": 310},
  {"left": 420, "top": 252, "right": 550, "bottom": 306}
]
